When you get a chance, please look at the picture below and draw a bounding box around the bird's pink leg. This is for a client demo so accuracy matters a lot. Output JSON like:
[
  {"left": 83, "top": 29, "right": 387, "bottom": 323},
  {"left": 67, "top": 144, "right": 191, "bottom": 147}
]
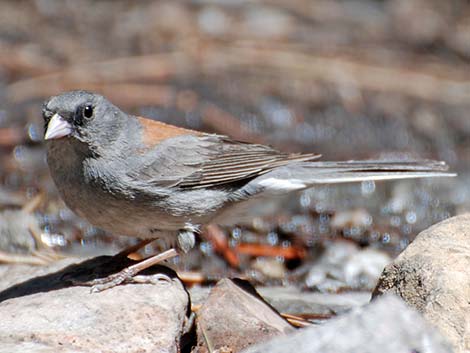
[
  {"left": 88, "top": 248, "right": 179, "bottom": 293},
  {"left": 69, "top": 238, "right": 179, "bottom": 293}
]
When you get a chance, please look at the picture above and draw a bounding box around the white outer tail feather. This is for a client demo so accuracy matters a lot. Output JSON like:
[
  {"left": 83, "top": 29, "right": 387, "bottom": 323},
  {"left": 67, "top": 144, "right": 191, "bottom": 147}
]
[
  {"left": 258, "top": 178, "right": 306, "bottom": 190},
  {"left": 252, "top": 160, "right": 456, "bottom": 193}
]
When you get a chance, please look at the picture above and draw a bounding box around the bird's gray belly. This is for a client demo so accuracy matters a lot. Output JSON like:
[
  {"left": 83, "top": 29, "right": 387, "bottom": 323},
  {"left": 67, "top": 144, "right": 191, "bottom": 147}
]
[{"left": 57, "top": 180, "right": 188, "bottom": 238}]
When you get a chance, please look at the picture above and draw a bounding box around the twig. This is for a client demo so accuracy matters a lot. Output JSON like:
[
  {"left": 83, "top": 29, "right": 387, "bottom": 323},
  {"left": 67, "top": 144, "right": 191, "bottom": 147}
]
[{"left": 0, "top": 250, "right": 49, "bottom": 265}]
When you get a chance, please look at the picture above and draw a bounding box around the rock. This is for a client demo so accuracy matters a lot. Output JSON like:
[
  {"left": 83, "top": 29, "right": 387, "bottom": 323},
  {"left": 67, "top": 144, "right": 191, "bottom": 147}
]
[
  {"left": 373, "top": 214, "right": 470, "bottom": 353},
  {"left": 189, "top": 285, "right": 370, "bottom": 316},
  {"left": 0, "top": 256, "right": 190, "bottom": 353},
  {"left": 343, "top": 248, "right": 391, "bottom": 288},
  {"left": 305, "top": 241, "right": 391, "bottom": 291},
  {"left": 241, "top": 294, "right": 452, "bottom": 353},
  {"left": 195, "top": 278, "right": 295, "bottom": 353},
  {"left": 257, "top": 286, "right": 370, "bottom": 316}
]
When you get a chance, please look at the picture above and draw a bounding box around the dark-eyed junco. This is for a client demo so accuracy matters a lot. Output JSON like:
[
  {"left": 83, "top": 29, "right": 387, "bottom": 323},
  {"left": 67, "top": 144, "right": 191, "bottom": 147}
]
[{"left": 43, "top": 90, "right": 454, "bottom": 291}]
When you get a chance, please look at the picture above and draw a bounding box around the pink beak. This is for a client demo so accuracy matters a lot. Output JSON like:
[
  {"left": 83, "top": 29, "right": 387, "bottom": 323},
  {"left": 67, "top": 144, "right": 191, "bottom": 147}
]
[{"left": 44, "top": 113, "right": 72, "bottom": 140}]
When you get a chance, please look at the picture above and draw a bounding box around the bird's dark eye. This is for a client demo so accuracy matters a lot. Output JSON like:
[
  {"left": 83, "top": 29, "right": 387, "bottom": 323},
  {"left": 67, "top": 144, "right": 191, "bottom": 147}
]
[{"left": 83, "top": 105, "right": 93, "bottom": 119}]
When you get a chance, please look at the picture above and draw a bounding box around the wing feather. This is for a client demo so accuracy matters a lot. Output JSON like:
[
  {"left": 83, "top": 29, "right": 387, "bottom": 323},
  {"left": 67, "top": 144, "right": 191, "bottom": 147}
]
[{"left": 177, "top": 142, "right": 320, "bottom": 188}]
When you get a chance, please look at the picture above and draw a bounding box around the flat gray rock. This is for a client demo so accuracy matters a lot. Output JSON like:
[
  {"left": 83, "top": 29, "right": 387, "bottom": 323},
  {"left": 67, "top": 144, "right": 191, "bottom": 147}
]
[
  {"left": 257, "top": 286, "right": 370, "bottom": 315},
  {"left": 241, "top": 294, "right": 452, "bottom": 353},
  {"left": 189, "top": 285, "right": 370, "bottom": 316},
  {"left": 373, "top": 213, "right": 470, "bottom": 353},
  {"left": 0, "top": 257, "right": 190, "bottom": 353}
]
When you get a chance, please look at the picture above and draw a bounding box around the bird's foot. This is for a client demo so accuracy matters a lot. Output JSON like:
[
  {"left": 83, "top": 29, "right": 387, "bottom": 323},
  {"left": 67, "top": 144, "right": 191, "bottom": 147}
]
[
  {"left": 85, "top": 271, "right": 173, "bottom": 293},
  {"left": 70, "top": 248, "right": 179, "bottom": 293},
  {"left": 86, "top": 266, "right": 137, "bottom": 293}
]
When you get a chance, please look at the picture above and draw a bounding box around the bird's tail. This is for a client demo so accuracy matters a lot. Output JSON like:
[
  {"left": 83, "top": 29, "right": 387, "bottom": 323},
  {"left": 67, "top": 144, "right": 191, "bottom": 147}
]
[{"left": 249, "top": 159, "right": 456, "bottom": 193}]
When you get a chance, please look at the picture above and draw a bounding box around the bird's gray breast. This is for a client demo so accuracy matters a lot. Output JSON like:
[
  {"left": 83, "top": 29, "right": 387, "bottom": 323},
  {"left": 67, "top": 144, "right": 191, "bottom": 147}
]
[{"left": 45, "top": 139, "right": 164, "bottom": 236}]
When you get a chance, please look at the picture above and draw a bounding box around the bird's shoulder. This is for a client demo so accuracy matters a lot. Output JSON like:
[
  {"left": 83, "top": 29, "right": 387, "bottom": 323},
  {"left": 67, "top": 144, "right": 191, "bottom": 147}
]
[{"left": 136, "top": 116, "right": 204, "bottom": 148}]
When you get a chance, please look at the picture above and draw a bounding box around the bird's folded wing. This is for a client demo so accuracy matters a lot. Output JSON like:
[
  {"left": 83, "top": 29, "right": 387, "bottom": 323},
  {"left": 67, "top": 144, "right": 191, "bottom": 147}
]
[
  {"left": 133, "top": 134, "right": 320, "bottom": 188},
  {"left": 176, "top": 145, "right": 320, "bottom": 188}
]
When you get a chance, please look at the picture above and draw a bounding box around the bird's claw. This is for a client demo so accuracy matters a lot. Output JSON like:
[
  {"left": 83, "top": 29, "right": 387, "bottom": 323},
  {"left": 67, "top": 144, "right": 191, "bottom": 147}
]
[{"left": 70, "top": 269, "right": 173, "bottom": 293}]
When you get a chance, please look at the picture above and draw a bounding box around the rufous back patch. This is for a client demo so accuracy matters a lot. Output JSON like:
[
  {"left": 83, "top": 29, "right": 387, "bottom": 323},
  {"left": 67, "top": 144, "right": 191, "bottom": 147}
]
[{"left": 137, "top": 116, "right": 202, "bottom": 147}]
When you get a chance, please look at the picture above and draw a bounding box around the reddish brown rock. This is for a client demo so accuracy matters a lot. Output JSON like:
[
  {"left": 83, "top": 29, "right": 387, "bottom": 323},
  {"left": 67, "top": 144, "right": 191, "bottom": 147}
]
[{"left": 195, "top": 278, "right": 295, "bottom": 353}]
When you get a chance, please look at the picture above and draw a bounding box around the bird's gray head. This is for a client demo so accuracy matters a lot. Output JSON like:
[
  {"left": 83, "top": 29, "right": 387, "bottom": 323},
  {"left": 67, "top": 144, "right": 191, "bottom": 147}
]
[{"left": 43, "top": 90, "right": 128, "bottom": 156}]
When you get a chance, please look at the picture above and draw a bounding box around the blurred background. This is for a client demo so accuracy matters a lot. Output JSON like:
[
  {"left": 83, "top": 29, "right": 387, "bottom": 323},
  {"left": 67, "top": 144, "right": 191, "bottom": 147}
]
[{"left": 0, "top": 0, "right": 468, "bottom": 291}]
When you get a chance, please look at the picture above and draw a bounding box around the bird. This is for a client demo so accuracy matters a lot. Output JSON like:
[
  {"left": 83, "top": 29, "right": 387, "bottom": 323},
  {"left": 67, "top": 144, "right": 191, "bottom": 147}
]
[{"left": 43, "top": 90, "right": 455, "bottom": 291}]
